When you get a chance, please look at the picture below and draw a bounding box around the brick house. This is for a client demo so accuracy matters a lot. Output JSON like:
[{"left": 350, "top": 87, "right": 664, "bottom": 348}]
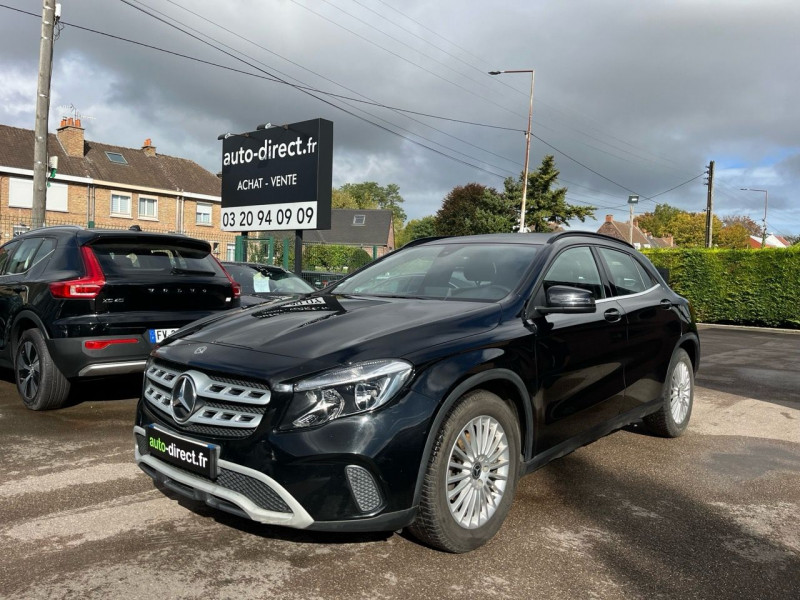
[
  {"left": 597, "top": 214, "right": 674, "bottom": 249},
  {"left": 0, "top": 121, "right": 236, "bottom": 256}
]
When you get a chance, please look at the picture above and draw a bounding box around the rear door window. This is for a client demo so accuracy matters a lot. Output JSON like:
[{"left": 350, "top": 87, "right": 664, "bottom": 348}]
[
  {"left": 598, "top": 248, "right": 649, "bottom": 296},
  {"left": 6, "top": 238, "right": 44, "bottom": 275}
]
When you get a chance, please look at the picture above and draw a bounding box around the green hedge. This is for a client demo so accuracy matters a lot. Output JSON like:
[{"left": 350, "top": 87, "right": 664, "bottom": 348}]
[
  {"left": 643, "top": 246, "right": 800, "bottom": 329},
  {"left": 302, "top": 245, "right": 372, "bottom": 273}
]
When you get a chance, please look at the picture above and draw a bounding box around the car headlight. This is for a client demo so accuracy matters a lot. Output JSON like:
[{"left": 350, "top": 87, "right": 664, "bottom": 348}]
[{"left": 280, "top": 359, "right": 413, "bottom": 429}]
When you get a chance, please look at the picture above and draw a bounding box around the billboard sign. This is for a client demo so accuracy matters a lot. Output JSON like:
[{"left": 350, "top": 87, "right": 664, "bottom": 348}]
[{"left": 220, "top": 118, "right": 332, "bottom": 231}]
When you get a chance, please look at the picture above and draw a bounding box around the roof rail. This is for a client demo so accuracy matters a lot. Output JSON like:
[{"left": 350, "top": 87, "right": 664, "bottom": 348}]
[{"left": 547, "top": 230, "right": 634, "bottom": 249}]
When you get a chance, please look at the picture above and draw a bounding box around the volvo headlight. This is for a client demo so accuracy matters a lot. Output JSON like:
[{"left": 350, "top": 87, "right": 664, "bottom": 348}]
[{"left": 281, "top": 359, "right": 413, "bottom": 429}]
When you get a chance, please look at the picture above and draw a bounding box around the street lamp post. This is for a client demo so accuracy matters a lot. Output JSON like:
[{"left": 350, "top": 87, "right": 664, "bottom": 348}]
[
  {"left": 740, "top": 188, "right": 768, "bottom": 248},
  {"left": 489, "top": 69, "right": 534, "bottom": 233}
]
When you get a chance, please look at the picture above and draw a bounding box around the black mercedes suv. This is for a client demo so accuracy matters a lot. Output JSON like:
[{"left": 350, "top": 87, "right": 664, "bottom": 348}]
[
  {"left": 134, "top": 232, "right": 699, "bottom": 552},
  {"left": 0, "top": 226, "right": 241, "bottom": 410}
]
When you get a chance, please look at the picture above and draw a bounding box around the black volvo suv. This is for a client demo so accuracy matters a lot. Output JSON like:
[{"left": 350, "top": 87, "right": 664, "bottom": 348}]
[
  {"left": 0, "top": 226, "right": 240, "bottom": 410},
  {"left": 134, "top": 232, "right": 699, "bottom": 552}
]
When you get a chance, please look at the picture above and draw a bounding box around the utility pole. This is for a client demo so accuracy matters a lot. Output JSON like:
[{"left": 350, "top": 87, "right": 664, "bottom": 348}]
[
  {"left": 704, "top": 160, "right": 714, "bottom": 248},
  {"left": 32, "top": 0, "right": 59, "bottom": 229}
]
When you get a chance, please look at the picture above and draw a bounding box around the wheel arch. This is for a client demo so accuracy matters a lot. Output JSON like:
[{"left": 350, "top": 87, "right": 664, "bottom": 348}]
[
  {"left": 10, "top": 310, "right": 50, "bottom": 353},
  {"left": 677, "top": 332, "right": 700, "bottom": 373},
  {"left": 411, "top": 369, "right": 533, "bottom": 508}
]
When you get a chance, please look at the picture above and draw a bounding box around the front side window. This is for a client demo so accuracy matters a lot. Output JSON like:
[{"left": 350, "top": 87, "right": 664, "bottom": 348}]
[
  {"left": 598, "top": 247, "right": 649, "bottom": 296},
  {"left": 138, "top": 196, "right": 158, "bottom": 219},
  {"left": 543, "top": 246, "right": 604, "bottom": 298},
  {"left": 196, "top": 203, "right": 212, "bottom": 225},
  {"left": 111, "top": 193, "right": 132, "bottom": 217}
]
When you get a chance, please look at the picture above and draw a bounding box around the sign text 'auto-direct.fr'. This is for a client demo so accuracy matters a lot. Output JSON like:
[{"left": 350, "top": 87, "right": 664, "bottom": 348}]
[{"left": 220, "top": 118, "right": 332, "bottom": 232}]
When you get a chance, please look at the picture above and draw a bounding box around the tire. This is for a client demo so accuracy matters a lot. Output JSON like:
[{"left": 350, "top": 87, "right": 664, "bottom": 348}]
[
  {"left": 644, "top": 348, "right": 694, "bottom": 438},
  {"left": 408, "top": 390, "right": 521, "bottom": 553},
  {"left": 15, "top": 328, "right": 71, "bottom": 410}
]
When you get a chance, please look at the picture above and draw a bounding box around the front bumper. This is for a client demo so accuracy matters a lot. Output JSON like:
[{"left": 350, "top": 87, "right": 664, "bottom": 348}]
[{"left": 134, "top": 425, "right": 313, "bottom": 528}]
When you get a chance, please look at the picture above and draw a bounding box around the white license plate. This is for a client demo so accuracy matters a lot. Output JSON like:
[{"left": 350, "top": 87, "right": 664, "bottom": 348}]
[{"left": 148, "top": 328, "right": 178, "bottom": 344}]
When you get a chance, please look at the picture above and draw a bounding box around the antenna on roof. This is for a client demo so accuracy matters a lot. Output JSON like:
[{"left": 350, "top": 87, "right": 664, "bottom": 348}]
[{"left": 56, "top": 104, "right": 94, "bottom": 126}]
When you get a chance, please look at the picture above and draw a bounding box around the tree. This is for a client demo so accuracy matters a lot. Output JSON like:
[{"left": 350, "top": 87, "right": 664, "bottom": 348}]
[
  {"left": 637, "top": 203, "right": 684, "bottom": 238},
  {"left": 331, "top": 188, "right": 359, "bottom": 209},
  {"left": 717, "top": 223, "right": 750, "bottom": 248},
  {"left": 721, "top": 215, "right": 761, "bottom": 237},
  {"left": 503, "top": 155, "right": 593, "bottom": 232},
  {"left": 398, "top": 216, "right": 437, "bottom": 246},
  {"left": 669, "top": 212, "right": 724, "bottom": 247},
  {"left": 435, "top": 183, "right": 516, "bottom": 237}
]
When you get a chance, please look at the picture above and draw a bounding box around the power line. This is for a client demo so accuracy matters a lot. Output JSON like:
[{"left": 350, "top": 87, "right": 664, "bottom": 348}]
[{"left": 0, "top": 1, "right": 703, "bottom": 202}]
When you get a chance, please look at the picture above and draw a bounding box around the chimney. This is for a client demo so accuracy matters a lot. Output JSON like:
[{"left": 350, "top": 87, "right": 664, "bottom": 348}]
[
  {"left": 663, "top": 235, "right": 674, "bottom": 247},
  {"left": 142, "top": 138, "right": 157, "bottom": 157},
  {"left": 57, "top": 119, "right": 85, "bottom": 158},
  {"left": 605, "top": 214, "right": 614, "bottom": 223}
]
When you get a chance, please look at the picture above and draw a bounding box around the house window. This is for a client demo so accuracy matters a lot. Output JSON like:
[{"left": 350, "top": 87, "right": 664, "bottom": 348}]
[
  {"left": 196, "top": 203, "right": 212, "bottom": 225},
  {"left": 105, "top": 151, "right": 128, "bottom": 165},
  {"left": 226, "top": 243, "right": 236, "bottom": 261},
  {"left": 138, "top": 196, "right": 158, "bottom": 220},
  {"left": 353, "top": 214, "right": 366, "bottom": 226},
  {"left": 8, "top": 177, "right": 68, "bottom": 212},
  {"left": 111, "top": 193, "right": 132, "bottom": 217},
  {"left": 13, "top": 224, "right": 30, "bottom": 237}
]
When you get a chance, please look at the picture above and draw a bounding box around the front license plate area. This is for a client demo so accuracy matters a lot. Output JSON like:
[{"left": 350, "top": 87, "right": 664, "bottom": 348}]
[
  {"left": 146, "top": 425, "right": 219, "bottom": 480},
  {"left": 148, "top": 328, "right": 179, "bottom": 344}
]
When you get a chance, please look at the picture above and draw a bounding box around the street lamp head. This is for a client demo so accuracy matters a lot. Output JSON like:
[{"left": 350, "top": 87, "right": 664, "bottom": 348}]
[{"left": 488, "top": 71, "right": 502, "bottom": 75}]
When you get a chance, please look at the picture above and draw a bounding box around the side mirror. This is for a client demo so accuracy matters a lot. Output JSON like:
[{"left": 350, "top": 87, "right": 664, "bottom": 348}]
[
  {"left": 657, "top": 267, "right": 670, "bottom": 284},
  {"left": 535, "top": 285, "right": 596, "bottom": 314}
]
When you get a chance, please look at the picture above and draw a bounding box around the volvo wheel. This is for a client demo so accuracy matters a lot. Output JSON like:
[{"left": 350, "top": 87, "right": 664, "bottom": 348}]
[{"left": 15, "top": 328, "right": 71, "bottom": 410}]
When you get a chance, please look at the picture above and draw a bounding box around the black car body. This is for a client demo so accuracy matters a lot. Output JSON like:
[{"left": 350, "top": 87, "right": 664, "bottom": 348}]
[
  {"left": 134, "top": 232, "right": 699, "bottom": 552},
  {"left": 222, "top": 262, "right": 314, "bottom": 307},
  {"left": 0, "top": 226, "right": 241, "bottom": 410}
]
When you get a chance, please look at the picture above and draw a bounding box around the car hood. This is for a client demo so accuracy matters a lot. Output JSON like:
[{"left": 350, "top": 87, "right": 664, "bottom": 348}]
[{"left": 168, "top": 294, "right": 501, "bottom": 365}]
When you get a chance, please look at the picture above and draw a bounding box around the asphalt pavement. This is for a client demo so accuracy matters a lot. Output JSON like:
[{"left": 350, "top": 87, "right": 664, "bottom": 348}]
[{"left": 0, "top": 324, "right": 797, "bottom": 599}]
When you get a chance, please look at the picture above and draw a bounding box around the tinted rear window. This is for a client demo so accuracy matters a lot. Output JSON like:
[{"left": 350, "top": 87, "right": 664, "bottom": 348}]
[{"left": 91, "top": 242, "right": 223, "bottom": 277}]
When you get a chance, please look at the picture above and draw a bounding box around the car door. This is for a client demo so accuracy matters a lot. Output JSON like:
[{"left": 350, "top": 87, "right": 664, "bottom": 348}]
[
  {"left": 596, "top": 246, "right": 681, "bottom": 413},
  {"left": 0, "top": 238, "right": 43, "bottom": 352},
  {"left": 532, "top": 245, "right": 628, "bottom": 451}
]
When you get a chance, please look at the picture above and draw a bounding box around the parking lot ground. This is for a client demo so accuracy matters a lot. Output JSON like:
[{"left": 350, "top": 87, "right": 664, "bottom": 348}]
[{"left": 0, "top": 325, "right": 798, "bottom": 599}]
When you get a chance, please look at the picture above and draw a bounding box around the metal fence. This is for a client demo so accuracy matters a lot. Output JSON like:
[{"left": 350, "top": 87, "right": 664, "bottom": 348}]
[
  {"left": 0, "top": 214, "right": 235, "bottom": 259},
  {"left": 234, "top": 235, "right": 380, "bottom": 279}
]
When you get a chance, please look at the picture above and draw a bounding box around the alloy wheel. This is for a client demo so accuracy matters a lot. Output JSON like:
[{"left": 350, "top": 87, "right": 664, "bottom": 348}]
[
  {"left": 446, "top": 415, "right": 510, "bottom": 529},
  {"left": 17, "top": 340, "right": 40, "bottom": 400},
  {"left": 669, "top": 361, "right": 692, "bottom": 424}
]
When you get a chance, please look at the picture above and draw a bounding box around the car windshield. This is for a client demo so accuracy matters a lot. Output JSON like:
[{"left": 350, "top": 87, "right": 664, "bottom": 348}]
[
  {"left": 224, "top": 264, "right": 315, "bottom": 295},
  {"left": 333, "top": 242, "right": 539, "bottom": 301}
]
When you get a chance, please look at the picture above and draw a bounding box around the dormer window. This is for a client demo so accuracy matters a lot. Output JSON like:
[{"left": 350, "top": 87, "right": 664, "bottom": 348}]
[
  {"left": 353, "top": 215, "right": 366, "bottom": 226},
  {"left": 105, "top": 151, "right": 128, "bottom": 165}
]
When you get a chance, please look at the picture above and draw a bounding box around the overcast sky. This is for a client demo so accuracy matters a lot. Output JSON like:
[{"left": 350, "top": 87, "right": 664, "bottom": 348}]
[{"left": 2, "top": 0, "right": 799, "bottom": 236}]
